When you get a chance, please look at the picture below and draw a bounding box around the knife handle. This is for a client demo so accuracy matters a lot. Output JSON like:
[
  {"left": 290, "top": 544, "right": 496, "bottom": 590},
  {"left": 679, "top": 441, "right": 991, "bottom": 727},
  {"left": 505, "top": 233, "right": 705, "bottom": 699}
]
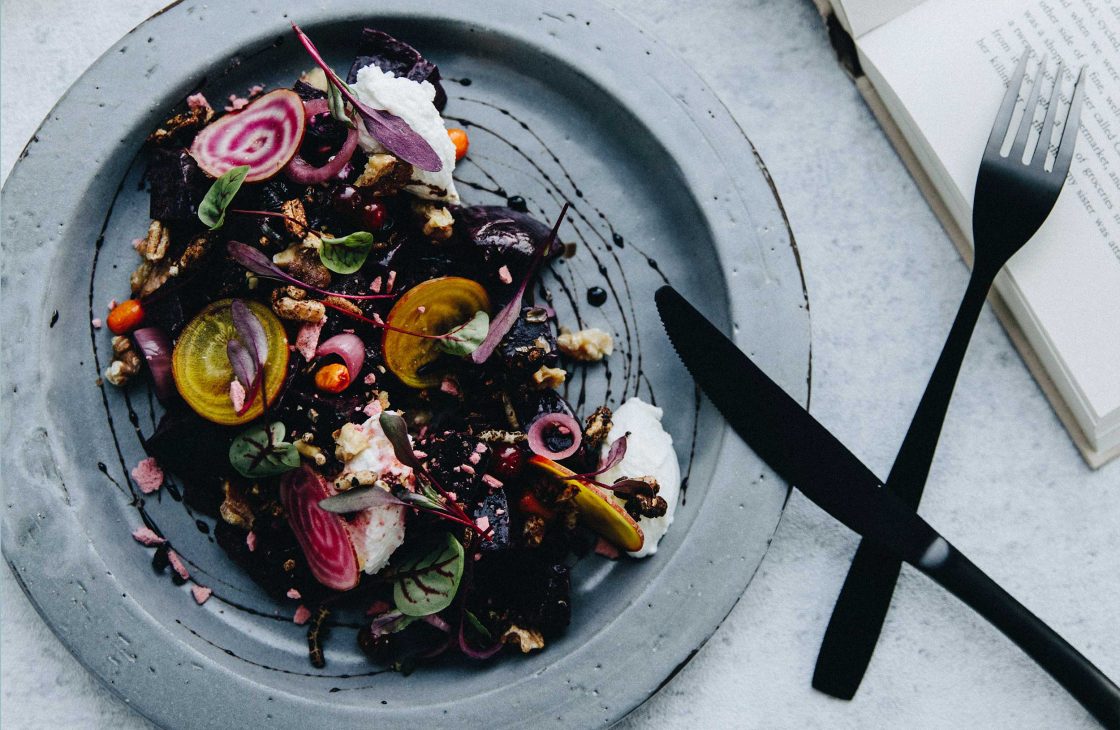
[{"left": 923, "top": 541, "right": 1120, "bottom": 728}]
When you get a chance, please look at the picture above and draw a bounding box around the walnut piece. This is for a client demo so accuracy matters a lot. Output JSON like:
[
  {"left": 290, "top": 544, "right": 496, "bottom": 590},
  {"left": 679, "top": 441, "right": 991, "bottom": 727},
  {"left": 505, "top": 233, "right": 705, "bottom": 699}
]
[
  {"left": 129, "top": 220, "right": 174, "bottom": 297},
  {"left": 501, "top": 625, "right": 545, "bottom": 654},
  {"left": 557, "top": 327, "right": 614, "bottom": 362},
  {"left": 583, "top": 406, "right": 613, "bottom": 449},
  {"left": 530, "top": 365, "right": 567, "bottom": 390},
  {"left": 104, "top": 336, "right": 141, "bottom": 386},
  {"left": 279, "top": 199, "right": 308, "bottom": 238},
  {"left": 219, "top": 480, "right": 255, "bottom": 530},
  {"left": 411, "top": 201, "right": 455, "bottom": 240},
  {"left": 146, "top": 105, "right": 215, "bottom": 146},
  {"left": 354, "top": 153, "right": 411, "bottom": 194}
]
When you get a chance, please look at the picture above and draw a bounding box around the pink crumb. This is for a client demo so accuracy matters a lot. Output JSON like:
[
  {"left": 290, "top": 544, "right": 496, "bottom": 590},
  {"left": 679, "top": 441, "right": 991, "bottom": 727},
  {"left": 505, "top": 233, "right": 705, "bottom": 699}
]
[
  {"left": 228, "top": 380, "right": 246, "bottom": 413},
  {"left": 475, "top": 443, "right": 487, "bottom": 453},
  {"left": 248, "top": 84, "right": 265, "bottom": 96},
  {"left": 594, "top": 538, "right": 620, "bottom": 560},
  {"left": 370, "top": 276, "right": 382, "bottom": 293},
  {"left": 293, "top": 605, "right": 312, "bottom": 625},
  {"left": 440, "top": 377, "right": 460, "bottom": 397},
  {"left": 167, "top": 550, "right": 191, "bottom": 580},
  {"left": 386, "top": 270, "right": 397, "bottom": 291},
  {"left": 191, "top": 585, "right": 212, "bottom": 605},
  {"left": 91, "top": 318, "right": 103, "bottom": 329},
  {"left": 246, "top": 531, "right": 258, "bottom": 552},
  {"left": 416, "top": 305, "right": 426, "bottom": 314},
  {"left": 363, "top": 372, "right": 377, "bottom": 385},
  {"left": 186, "top": 93, "right": 211, "bottom": 111},
  {"left": 475, "top": 516, "right": 490, "bottom": 533},
  {"left": 362, "top": 399, "right": 383, "bottom": 417},
  {"left": 131, "top": 526, "right": 166, "bottom": 546},
  {"left": 468, "top": 451, "right": 481, "bottom": 465},
  {"left": 107, "top": 298, "right": 119, "bottom": 311},
  {"left": 412, "top": 450, "right": 427, "bottom": 459},
  {"left": 459, "top": 464, "right": 476, "bottom": 475},
  {"left": 295, "top": 319, "right": 325, "bottom": 362},
  {"left": 225, "top": 94, "right": 249, "bottom": 112},
  {"left": 131, "top": 457, "right": 164, "bottom": 494},
  {"left": 495, "top": 508, "right": 506, "bottom": 516},
  {"left": 286, "top": 588, "right": 302, "bottom": 600},
  {"left": 498, "top": 265, "right": 513, "bottom": 284},
  {"left": 372, "top": 312, "right": 385, "bottom": 325},
  {"left": 482, "top": 474, "right": 503, "bottom": 490}
]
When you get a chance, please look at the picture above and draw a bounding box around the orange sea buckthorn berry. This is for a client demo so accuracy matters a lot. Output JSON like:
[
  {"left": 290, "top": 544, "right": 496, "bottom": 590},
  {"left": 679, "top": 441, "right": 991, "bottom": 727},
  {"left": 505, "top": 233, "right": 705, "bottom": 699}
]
[
  {"left": 107, "top": 299, "right": 145, "bottom": 335},
  {"left": 447, "top": 128, "right": 469, "bottom": 161},
  {"left": 314, "top": 362, "right": 351, "bottom": 394}
]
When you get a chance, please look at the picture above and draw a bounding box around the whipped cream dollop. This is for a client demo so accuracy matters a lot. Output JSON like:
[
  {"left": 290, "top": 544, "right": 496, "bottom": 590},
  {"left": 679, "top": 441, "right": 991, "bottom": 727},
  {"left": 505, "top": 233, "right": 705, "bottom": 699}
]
[
  {"left": 598, "top": 397, "right": 681, "bottom": 558},
  {"left": 350, "top": 64, "right": 460, "bottom": 204},
  {"left": 336, "top": 407, "right": 413, "bottom": 574}
]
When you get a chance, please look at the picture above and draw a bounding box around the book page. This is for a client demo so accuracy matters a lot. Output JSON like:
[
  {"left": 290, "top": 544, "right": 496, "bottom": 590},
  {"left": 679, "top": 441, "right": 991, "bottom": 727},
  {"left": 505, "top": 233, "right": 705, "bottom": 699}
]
[
  {"left": 830, "top": 0, "right": 927, "bottom": 38},
  {"left": 857, "top": 0, "right": 1120, "bottom": 442}
]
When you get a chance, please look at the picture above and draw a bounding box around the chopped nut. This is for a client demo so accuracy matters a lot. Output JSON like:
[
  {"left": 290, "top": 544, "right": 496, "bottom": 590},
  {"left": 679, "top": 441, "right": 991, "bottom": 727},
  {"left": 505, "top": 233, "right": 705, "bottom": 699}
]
[
  {"left": 557, "top": 327, "right": 614, "bottom": 362},
  {"left": 219, "top": 480, "right": 255, "bottom": 530},
  {"left": 530, "top": 365, "right": 567, "bottom": 390},
  {"left": 354, "top": 153, "right": 410, "bottom": 193},
  {"left": 522, "top": 515, "right": 547, "bottom": 547},
  {"left": 501, "top": 625, "right": 545, "bottom": 653},
  {"left": 272, "top": 243, "right": 302, "bottom": 268},
  {"left": 146, "top": 104, "right": 215, "bottom": 145},
  {"left": 279, "top": 199, "right": 308, "bottom": 238},
  {"left": 176, "top": 232, "right": 211, "bottom": 272},
  {"left": 294, "top": 439, "right": 327, "bottom": 466},
  {"left": 411, "top": 201, "right": 455, "bottom": 240},
  {"left": 477, "top": 429, "right": 528, "bottom": 444},
  {"left": 322, "top": 296, "right": 362, "bottom": 318},
  {"left": 583, "top": 406, "right": 613, "bottom": 448},
  {"left": 272, "top": 294, "right": 325, "bottom": 323},
  {"left": 139, "top": 220, "right": 171, "bottom": 261},
  {"left": 104, "top": 335, "right": 141, "bottom": 386}
]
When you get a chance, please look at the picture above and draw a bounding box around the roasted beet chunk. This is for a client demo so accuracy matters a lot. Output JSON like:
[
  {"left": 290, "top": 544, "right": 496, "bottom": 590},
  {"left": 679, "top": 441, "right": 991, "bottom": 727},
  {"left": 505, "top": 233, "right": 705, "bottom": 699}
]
[
  {"left": 498, "top": 307, "right": 558, "bottom": 374},
  {"left": 148, "top": 148, "right": 208, "bottom": 222},
  {"left": 346, "top": 28, "right": 446, "bottom": 110},
  {"left": 144, "top": 407, "right": 235, "bottom": 515},
  {"left": 472, "top": 551, "right": 571, "bottom": 637},
  {"left": 293, "top": 79, "right": 327, "bottom": 100},
  {"left": 456, "top": 206, "right": 560, "bottom": 293},
  {"left": 215, "top": 517, "right": 322, "bottom": 602},
  {"left": 419, "top": 431, "right": 490, "bottom": 505},
  {"left": 473, "top": 489, "right": 511, "bottom": 552}
]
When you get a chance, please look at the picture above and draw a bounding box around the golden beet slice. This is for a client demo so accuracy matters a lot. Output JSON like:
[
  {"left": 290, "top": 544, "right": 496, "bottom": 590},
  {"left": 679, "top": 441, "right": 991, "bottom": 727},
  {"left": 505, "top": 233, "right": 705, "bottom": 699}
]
[
  {"left": 383, "top": 277, "right": 490, "bottom": 388},
  {"left": 172, "top": 299, "right": 290, "bottom": 426},
  {"left": 527, "top": 455, "right": 644, "bottom": 552}
]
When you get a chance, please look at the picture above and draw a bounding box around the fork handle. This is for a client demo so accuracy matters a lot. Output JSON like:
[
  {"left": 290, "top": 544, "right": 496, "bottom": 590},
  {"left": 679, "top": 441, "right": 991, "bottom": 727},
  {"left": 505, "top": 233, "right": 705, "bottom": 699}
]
[
  {"left": 922, "top": 542, "right": 1120, "bottom": 728},
  {"left": 813, "top": 267, "right": 996, "bottom": 699}
]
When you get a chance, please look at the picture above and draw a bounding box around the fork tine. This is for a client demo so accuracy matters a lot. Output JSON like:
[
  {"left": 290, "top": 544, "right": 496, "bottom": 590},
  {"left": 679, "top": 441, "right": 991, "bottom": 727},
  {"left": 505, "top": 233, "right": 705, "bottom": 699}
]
[
  {"left": 1051, "top": 66, "right": 1087, "bottom": 177},
  {"left": 1012, "top": 55, "right": 1047, "bottom": 162},
  {"left": 1032, "top": 59, "right": 1064, "bottom": 167},
  {"left": 985, "top": 51, "right": 1030, "bottom": 158}
]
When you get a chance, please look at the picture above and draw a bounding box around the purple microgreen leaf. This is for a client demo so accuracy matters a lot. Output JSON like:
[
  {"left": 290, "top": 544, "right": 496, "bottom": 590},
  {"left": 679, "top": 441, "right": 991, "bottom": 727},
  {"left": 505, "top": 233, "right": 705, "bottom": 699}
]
[
  {"left": 291, "top": 23, "right": 442, "bottom": 173},
  {"left": 231, "top": 299, "right": 269, "bottom": 366},
  {"left": 369, "top": 609, "right": 416, "bottom": 638},
  {"left": 319, "top": 484, "right": 407, "bottom": 514},
  {"left": 471, "top": 203, "right": 569, "bottom": 364},
  {"left": 580, "top": 433, "right": 628, "bottom": 478},
  {"left": 226, "top": 338, "right": 257, "bottom": 391},
  {"left": 607, "top": 478, "right": 656, "bottom": 498},
  {"left": 226, "top": 241, "right": 391, "bottom": 300}
]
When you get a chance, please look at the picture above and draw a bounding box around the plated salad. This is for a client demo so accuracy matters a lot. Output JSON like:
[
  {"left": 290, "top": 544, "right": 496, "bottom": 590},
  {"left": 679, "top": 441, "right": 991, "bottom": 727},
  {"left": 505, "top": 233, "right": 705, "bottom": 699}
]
[{"left": 109, "top": 24, "right": 680, "bottom": 670}]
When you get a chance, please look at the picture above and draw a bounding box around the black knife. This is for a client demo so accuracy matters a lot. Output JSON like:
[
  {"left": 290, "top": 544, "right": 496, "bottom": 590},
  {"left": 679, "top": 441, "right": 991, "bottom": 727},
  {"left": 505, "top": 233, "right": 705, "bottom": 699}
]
[{"left": 655, "top": 285, "right": 1120, "bottom": 728}]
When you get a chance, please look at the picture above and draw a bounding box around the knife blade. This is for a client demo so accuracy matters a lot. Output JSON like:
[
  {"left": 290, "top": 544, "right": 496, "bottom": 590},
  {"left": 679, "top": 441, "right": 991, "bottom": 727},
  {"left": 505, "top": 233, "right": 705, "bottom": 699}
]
[{"left": 655, "top": 285, "right": 1120, "bottom": 728}]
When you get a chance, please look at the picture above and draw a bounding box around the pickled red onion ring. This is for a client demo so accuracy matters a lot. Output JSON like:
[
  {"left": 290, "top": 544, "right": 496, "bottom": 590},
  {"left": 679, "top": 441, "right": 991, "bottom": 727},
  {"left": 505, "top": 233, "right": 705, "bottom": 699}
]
[
  {"left": 316, "top": 333, "right": 365, "bottom": 379},
  {"left": 527, "top": 412, "right": 582, "bottom": 461}
]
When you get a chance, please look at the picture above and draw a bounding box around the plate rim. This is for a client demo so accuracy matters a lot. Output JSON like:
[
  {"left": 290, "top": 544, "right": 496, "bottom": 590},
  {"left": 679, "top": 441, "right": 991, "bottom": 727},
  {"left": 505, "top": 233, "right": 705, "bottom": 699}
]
[{"left": 0, "top": 1, "right": 811, "bottom": 727}]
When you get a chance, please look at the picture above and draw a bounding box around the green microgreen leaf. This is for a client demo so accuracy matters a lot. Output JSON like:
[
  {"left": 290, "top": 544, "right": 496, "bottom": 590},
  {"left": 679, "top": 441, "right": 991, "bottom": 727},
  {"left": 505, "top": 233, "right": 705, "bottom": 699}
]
[
  {"left": 319, "top": 231, "right": 375, "bottom": 274},
  {"left": 437, "top": 311, "right": 490, "bottom": 357},
  {"left": 228, "top": 421, "right": 301, "bottom": 478},
  {"left": 198, "top": 165, "right": 250, "bottom": 230},
  {"left": 388, "top": 532, "right": 465, "bottom": 617},
  {"left": 326, "top": 81, "right": 353, "bottom": 128},
  {"left": 463, "top": 609, "right": 493, "bottom": 642}
]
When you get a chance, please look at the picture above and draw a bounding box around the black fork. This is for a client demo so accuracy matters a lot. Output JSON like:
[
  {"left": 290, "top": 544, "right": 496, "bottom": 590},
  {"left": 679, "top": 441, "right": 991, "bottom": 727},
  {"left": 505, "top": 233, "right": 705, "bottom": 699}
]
[{"left": 813, "top": 52, "right": 1089, "bottom": 701}]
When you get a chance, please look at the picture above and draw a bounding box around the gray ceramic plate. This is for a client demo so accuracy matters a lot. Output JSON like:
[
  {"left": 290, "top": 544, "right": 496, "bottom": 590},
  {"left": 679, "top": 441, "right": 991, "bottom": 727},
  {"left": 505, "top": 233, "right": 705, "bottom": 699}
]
[{"left": 0, "top": 1, "right": 810, "bottom": 727}]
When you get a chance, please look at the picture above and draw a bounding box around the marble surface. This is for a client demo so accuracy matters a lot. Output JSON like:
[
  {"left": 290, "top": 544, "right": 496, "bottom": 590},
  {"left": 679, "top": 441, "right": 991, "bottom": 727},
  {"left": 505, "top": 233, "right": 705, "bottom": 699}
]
[{"left": 1, "top": 1, "right": 1116, "bottom": 728}]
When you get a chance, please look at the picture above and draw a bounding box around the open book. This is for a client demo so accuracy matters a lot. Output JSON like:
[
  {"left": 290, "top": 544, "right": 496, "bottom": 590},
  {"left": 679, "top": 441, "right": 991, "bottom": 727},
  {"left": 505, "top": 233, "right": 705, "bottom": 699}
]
[{"left": 815, "top": 0, "right": 1120, "bottom": 467}]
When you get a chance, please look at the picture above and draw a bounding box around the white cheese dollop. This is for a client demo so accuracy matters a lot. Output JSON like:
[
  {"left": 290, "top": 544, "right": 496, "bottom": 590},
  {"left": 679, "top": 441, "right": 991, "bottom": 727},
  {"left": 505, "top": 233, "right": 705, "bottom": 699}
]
[
  {"left": 350, "top": 64, "right": 460, "bottom": 204},
  {"left": 338, "top": 411, "right": 414, "bottom": 574},
  {"left": 598, "top": 397, "right": 681, "bottom": 558}
]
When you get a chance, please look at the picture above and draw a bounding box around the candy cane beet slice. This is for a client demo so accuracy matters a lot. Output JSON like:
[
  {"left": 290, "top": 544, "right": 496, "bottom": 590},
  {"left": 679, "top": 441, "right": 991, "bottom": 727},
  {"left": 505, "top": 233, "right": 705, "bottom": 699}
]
[
  {"left": 281, "top": 465, "right": 360, "bottom": 592},
  {"left": 190, "top": 89, "right": 307, "bottom": 183}
]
